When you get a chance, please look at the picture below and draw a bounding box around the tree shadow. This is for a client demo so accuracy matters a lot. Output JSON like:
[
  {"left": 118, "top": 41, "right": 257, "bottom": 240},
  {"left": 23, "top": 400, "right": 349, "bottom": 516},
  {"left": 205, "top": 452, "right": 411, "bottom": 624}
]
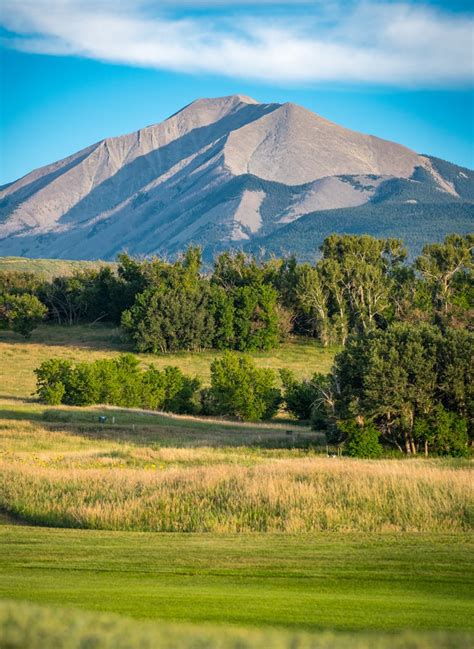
[
  {"left": 0, "top": 394, "right": 36, "bottom": 403},
  {"left": 0, "top": 406, "right": 323, "bottom": 450},
  {"left": 0, "top": 325, "right": 130, "bottom": 352}
]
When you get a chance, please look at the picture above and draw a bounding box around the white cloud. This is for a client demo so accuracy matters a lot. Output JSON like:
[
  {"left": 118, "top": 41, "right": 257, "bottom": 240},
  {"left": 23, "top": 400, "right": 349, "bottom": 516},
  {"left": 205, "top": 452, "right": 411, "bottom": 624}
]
[{"left": 1, "top": 0, "right": 473, "bottom": 86}]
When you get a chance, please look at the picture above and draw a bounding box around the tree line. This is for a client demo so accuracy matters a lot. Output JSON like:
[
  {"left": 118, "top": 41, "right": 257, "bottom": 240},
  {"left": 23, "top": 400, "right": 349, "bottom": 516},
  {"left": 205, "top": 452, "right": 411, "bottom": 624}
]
[
  {"left": 35, "top": 352, "right": 281, "bottom": 422},
  {"left": 3, "top": 232, "right": 472, "bottom": 456},
  {"left": 35, "top": 324, "right": 471, "bottom": 457},
  {"left": 1, "top": 233, "right": 472, "bottom": 349}
]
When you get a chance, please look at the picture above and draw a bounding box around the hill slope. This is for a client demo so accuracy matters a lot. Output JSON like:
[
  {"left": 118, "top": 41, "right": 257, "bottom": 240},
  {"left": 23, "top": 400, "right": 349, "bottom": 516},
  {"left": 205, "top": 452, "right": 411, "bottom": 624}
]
[{"left": 0, "top": 95, "right": 472, "bottom": 260}]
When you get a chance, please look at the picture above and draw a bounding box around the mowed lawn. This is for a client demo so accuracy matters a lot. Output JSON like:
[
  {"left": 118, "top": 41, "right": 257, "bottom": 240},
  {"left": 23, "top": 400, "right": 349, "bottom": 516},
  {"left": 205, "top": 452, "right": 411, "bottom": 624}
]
[
  {"left": 1, "top": 525, "right": 472, "bottom": 633},
  {"left": 0, "top": 325, "right": 337, "bottom": 401}
]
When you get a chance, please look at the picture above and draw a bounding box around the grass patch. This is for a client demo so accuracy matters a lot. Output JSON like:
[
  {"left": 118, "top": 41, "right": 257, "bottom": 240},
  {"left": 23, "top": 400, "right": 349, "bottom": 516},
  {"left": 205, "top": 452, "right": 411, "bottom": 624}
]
[
  {"left": 0, "top": 413, "right": 471, "bottom": 533},
  {"left": 0, "top": 526, "right": 472, "bottom": 633},
  {"left": 1, "top": 600, "right": 472, "bottom": 649},
  {"left": 0, "top": 325, "right": 337, "bottom": 401},
  {"left": 0, "top": 404, "right": 316, "bottom": 447},
  {"left": 0, "top": 256, "right": 113, "bottom": 279}
]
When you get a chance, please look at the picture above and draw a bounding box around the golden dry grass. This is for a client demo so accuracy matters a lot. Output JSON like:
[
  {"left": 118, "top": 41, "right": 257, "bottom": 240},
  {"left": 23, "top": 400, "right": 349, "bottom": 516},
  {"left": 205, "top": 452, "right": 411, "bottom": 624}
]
[
  {"left": 0, "top": 326, "right": 471, "bottom": 535},
  {"left": 1, "top": 421, "right": 471, "bottom": 532}
]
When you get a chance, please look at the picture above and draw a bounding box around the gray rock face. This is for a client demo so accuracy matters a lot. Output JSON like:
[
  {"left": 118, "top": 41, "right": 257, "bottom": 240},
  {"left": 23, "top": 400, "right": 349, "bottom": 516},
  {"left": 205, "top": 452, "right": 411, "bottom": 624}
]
[{"left": 0, "top": 95, "right": 472, "bottom": 260}]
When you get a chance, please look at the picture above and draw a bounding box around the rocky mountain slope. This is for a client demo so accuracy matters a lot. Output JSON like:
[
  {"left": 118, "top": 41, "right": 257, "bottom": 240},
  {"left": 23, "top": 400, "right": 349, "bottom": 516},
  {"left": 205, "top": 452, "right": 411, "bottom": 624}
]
[{"left": 0, "top": 95, "right": 472, "bottom": 260}]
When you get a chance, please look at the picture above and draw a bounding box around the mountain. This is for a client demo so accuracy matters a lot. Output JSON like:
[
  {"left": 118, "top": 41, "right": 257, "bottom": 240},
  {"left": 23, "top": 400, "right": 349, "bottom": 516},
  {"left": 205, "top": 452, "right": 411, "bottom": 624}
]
[{"left": 0, "top": 95, "right": 472, "bottom": 261}]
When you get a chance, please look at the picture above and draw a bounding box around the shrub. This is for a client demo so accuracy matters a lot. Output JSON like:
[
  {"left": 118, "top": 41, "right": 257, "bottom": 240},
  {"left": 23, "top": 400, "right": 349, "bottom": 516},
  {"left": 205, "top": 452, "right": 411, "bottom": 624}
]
[
  {"left": 339, "top": 420, "right": 383, "bottom": 458},
  {"left": 0, "top": 293, "right": 47, "bottom": 337},
  {"left": 34, "top": 359, "right": 73, "bottom": 405},
  {"left": 280, "top": 369, "right": 317, "bottom": 420},
  {"left": 34, "top": 355, "right": 200, "bottom": 414},
  {"left": 414, "top": 406, "right": 469, "bottom": 457},
  {"left": 209, "top": 352, "right": 281, "bottom": 421},
  {"left": 161, "top": 367, "right": 201, "bottom": 414}
]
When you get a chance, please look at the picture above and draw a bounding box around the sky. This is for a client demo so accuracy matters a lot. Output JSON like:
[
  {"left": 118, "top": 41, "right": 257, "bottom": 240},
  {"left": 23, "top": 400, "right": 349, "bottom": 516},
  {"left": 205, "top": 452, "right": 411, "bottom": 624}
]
[{"left": 0, "top": 0, "right": 473, "bottom": 185}]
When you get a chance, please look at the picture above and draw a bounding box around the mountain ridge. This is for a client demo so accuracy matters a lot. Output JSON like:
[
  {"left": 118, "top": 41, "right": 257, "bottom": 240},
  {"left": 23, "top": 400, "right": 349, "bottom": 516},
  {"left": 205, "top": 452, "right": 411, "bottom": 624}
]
[{"left": 0, "top": 94, "right": 472, "bottom": 261}]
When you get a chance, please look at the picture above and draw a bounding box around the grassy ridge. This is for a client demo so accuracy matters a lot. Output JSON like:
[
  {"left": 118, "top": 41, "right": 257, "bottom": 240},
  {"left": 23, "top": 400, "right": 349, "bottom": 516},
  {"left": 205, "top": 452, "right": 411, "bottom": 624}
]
[
  {"left": 1, "top": 526, "right": 473, "bottom": 633},
  {"left": 0, "top": 256, "right": 114, "bottom": 279},
  {"left": 1, "top": 601, "right": 471, "bottom": 649}
]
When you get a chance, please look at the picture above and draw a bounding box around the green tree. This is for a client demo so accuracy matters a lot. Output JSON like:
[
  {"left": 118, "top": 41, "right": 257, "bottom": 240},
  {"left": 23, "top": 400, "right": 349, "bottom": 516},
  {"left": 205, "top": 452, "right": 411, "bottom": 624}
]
[
  {"left": 339, "top": 419, "right": 383, "bottom": 458},
  {"left": 233, "top": 284, "right": 280, "bottom": 351},
  {"left": 335, "top": 324, "right": 441, "bottom": 454},
  {"left": 0, "top": 293, "right": 47, "bottom": 338},
  {"left": 416, "top": 233, "right": 473, "bottom": 317},
  {"left": 209, "top": 285, "right": 235, "bottom": 350},
  {"left": 319, "top": 234, "right": 406, "bottom": 338},
  {"left": 414, "top": 405, "right": 469, "bottom": 457},
  {"left": 437, "top": 328, "right": 474, "bottom": 435},
  {"left": 294, "top": 265, "right": 331, "bottom": 345},
  {"left": 122, "top": 248, "right": 215, "bottom": 353},
  {"left": 209, "top": 352, "right": 281, "bottom": 421}
]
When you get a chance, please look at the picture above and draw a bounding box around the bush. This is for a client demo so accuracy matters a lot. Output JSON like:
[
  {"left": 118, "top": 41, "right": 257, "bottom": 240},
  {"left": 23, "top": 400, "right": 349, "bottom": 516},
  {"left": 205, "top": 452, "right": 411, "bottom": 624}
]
[
  {"left": 0, "top": 293, "right": 47, "bottom": 337},
  {"left": 34, "top": 355, "right": 200, "bottom": 414},
  {"left": 339, "top": 420, "right": 383, "bottom": 458},
  {"left": 34, "top": 359, "right": 73, "bottom": 404},
  {"left": 414, "top": 406, "right": 469, "bottom": 457},
  {"left": 280, "top": 369, "right": 317, "bottom": 420},
  {"left": 208, "top": 352, "right": 281, "bottom": 421}
]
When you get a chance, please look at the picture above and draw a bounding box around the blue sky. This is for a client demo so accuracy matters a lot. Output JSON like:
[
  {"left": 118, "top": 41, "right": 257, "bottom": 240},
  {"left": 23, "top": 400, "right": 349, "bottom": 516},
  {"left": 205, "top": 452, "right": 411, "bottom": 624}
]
[{"left": 1, "top": 0, "right": 473, "bottom": 184}]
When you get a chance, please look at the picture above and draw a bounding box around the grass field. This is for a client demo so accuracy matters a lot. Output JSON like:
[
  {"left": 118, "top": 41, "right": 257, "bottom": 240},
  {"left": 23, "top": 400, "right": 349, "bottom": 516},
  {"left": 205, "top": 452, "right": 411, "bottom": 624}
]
[
  {"left": 1, "top": 526, "right": 472, "bottom": 634},
  {"left": 0, "top": 321, "right": 472, "bottom": 648},
  {"left": 0, "top": 256, "right": 114, "bottom": 279},
  {"left": 1, "top": 406, "right": 471, "bottom": 533},
  {"left": 0, "top": 325, "right": 337, "bottom": 400},
  {"left": 1, "top": 602, "right": 471, "bottom": 649}
]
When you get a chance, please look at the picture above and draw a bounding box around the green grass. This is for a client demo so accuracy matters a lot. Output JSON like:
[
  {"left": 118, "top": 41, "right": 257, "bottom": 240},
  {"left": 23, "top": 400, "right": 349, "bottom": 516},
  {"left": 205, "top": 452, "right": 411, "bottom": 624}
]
[
  {"left": 0, "top": 322, "right": 471, "bottom": 646},
  {"left": 0, "top": 325, "right": 337, "bottom": 401},
  {"left": 1, "top": 526, "right": 472, "bottom": 634},
  {"left": 1, "top": 601, "right": 471, "bottom": 649},
  {"left": 0, "top": 256, "right": 114, "bottom": 279}
]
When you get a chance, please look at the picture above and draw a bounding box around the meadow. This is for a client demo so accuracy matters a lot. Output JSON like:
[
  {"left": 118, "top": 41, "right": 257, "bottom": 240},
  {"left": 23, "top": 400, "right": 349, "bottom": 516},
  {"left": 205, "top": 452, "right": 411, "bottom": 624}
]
[
  {"left": 0, "top": 325, "right": 336, "bottom": 399},
  {"left": 0, "top": 323, "right": 472, "bottom": 648},
  {"left": 0, "top": 412, "right": 471, "bottom": 533},
  {"left": 0, "top": 256, "right": 113, "bottom": 279}
]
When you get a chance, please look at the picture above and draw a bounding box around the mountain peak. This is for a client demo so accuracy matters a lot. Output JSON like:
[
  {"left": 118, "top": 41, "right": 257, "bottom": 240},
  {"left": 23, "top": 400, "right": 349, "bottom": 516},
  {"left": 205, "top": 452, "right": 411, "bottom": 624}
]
[
  {"left": 191, "top": 94, "right": 259, "bottom": 106},
  {"left": 0, "top": 95, "right": 471, "bottom": 261}
]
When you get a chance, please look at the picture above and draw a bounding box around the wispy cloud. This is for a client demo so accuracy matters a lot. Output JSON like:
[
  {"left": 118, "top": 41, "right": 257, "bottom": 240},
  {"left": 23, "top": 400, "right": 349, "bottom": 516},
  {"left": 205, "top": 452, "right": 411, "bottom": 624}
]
[{"left": 1, "top": 0, "right": 473, "bottom": 86}]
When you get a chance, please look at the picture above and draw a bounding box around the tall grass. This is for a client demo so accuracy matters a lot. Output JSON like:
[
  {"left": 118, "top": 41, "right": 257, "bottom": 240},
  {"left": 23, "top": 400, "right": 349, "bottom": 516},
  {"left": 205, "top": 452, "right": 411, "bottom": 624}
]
[{"left": 1, "top": 456, "right": 471, "bottom": 532}]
